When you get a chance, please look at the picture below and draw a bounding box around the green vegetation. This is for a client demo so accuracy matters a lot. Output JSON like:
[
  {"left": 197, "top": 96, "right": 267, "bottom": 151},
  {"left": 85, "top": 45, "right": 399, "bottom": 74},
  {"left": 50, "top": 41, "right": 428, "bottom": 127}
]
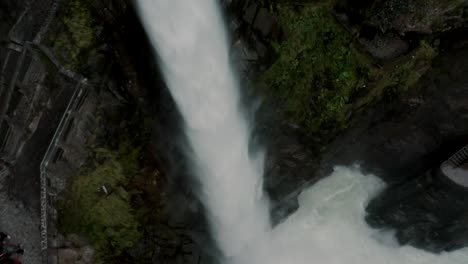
[
  {"left": 364, "top": 40, "right": 437, "bottom": 104},
  {"left": 63, "top": 1, "right": 94, "bottom": 50},
  {"left": 58, "top": 110, "right": 162, "bottom": 263},
  {"left": 48, "top": 0, "right": 96, "bottom": 70},
  {"left": 261, "top": 5, "right": 373, "bottom": 135},
  {"left": 59, "top": 143, "right": 141, "bottom": 263},
  {"left": 260, "top": 4, "right": 437, "bottom": 139}
]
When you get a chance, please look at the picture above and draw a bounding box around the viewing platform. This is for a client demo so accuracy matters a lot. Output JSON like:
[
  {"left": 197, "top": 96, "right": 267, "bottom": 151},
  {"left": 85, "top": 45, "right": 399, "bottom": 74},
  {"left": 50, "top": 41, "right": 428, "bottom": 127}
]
[{"left": 440, "top": 145, "right": 468, "bottom": 189}]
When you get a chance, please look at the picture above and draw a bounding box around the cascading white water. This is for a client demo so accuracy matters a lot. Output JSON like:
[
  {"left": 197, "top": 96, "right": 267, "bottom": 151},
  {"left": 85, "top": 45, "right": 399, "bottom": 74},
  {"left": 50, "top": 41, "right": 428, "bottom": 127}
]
[
  {"left": 135, "top": 0, "right": 271, "bottom": 258},
  {"left": 229, "top": 166, "right": 468, "bottom": 264},
  {"left": 135, "top": 1, "right": 468, "bottom": 264}
]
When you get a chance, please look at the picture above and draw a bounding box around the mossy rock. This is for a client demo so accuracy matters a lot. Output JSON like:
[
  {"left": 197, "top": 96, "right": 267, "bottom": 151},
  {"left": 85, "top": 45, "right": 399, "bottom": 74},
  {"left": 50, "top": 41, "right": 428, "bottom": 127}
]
[
  {"left": 259, "top": 4, "right": 437, "bottom": 140},
  {"left": 260, "top": 5, "right": 373, "bottom": 135},
  {"left": 46, "top": 0, "right": 96, "bottom": 71},
  {"left": 58, "top": 149, "right": 142, "bottom": 263},
  {"left": 58, "top": 109, "right": 174, "bottom": 263}
]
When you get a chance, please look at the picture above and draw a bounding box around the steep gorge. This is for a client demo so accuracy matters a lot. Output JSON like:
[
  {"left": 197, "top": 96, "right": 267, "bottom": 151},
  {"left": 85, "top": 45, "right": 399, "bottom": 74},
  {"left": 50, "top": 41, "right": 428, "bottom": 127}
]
[{"left": 1, "top": 0, "right": 468, "bottom": 263}]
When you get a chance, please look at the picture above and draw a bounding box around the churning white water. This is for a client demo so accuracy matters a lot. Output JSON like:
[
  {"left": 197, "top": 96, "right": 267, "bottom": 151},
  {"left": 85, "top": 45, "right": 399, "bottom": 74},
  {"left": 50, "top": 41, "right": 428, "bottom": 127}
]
[
  {"left": 227, "top": 166, "right": 468, "bottom": 264},
  {"left": 135, "top": 1, "right": 468, "bottom": 264}
]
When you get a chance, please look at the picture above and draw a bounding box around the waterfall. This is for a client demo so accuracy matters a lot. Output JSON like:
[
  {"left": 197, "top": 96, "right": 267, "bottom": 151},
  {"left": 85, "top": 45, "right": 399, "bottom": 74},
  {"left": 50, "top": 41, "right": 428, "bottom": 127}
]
[
  {"left": 135, "top": 1, "right": 468, "bottom": 264},
  {"left": 135, "top": 0, "right": 271, "bottom": 258}
]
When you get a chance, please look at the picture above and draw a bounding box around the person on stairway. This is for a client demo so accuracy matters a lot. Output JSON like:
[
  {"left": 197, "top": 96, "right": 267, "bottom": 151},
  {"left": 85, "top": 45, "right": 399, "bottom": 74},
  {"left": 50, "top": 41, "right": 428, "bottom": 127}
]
[{"left": 0, "top": 233, "right": 23, "bottom": 264}]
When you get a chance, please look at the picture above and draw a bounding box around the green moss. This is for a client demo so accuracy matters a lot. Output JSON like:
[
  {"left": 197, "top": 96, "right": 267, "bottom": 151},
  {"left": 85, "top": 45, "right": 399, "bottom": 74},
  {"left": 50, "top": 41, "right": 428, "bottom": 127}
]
[
  {"left": 261, "top": 5, "right": 372, "bottom": 134},
  {"left": 64, "top": 1, "right": 94, "bottom": 48},
  {"left": 58, "top": 110, "right": 154, "bottom": 263},
  {"left": 260, "top": 5, "right": 437, "bottom": 139},
  {"left": 59, "top": 146, "right": 142, "bottom": 263},
  {"left": 358, "top": 40, "right": 437, "bottom": 106},
  {"left": 49, "top": 0, "right": 95, "bottom": 70}
]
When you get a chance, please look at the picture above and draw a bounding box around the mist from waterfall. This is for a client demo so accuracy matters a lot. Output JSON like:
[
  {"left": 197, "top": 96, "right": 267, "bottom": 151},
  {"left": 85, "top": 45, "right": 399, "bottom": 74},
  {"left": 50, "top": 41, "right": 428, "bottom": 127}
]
[{"left": 135, "top": 1, "right": 468, "bottom": 264}]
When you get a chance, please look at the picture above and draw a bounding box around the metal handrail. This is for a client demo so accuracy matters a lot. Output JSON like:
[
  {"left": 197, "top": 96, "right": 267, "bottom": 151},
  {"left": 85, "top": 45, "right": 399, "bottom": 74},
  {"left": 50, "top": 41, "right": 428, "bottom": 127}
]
[{"left": 37, "top": 59, "right": 86, "bottom": 264}]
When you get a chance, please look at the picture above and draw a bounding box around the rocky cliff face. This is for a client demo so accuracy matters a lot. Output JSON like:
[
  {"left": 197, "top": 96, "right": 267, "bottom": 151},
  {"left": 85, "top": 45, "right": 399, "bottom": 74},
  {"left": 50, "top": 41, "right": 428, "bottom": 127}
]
[{"left": 227, "top": 0, "right": 468, "bottom": 252}]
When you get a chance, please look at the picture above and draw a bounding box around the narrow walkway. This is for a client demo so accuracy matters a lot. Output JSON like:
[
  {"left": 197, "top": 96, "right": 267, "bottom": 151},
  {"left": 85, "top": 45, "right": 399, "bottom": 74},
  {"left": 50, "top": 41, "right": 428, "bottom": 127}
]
[{"left": 0, "top": 1, "right": 66, "bottom": 264}]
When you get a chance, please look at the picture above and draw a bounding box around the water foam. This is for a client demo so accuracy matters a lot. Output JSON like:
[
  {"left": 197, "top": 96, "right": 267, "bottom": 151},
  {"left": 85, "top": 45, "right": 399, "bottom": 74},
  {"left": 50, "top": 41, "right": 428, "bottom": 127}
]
[{"left": 228, "top": 166, "right": 468, "bottom": 264}]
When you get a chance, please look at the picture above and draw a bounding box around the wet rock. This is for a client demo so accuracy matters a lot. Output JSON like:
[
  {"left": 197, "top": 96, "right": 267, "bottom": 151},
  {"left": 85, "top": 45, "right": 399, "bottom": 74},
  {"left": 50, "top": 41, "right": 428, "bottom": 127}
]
[
  {"left": 243, "top": 3, "right": 258, "bottom": 25},
  {"left": 366, "top": 167, "right": 468, "bottom": 252},
  {"left": 312, "top": 48, "right": 468, "bottom": 252},
  {"left": 271, "top": 193, "right": 299, "bottom": 225},
  {"left": 231, "top": 38, "right": 258, "bottom": 75},
  {"left": 253, "top": 8, "right": 276, "bottom": 37},
  {"left": 360, "top": 32, "right": 410, "bottom": 60},
  {"left": 181, "top": 243, "right": 201, "bottom": 264},
  {"left": 253, "top": 36, "right": 268, "bottom": 58}
]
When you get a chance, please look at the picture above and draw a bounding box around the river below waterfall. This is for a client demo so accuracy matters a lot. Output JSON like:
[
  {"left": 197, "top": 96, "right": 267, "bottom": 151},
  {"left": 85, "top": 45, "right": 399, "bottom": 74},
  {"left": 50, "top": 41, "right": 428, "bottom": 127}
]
[{"left": 227, "top": 166, "right": 468, "bottom": 264}]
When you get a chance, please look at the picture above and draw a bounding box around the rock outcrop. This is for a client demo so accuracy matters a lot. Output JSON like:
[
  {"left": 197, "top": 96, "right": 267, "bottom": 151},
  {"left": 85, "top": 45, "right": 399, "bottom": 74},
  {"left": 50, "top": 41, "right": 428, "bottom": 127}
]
[
  {"left": 335, "top": 0, "right": 468, "bottom": 60},
  {"left": 314, "top": 46, "right": 468, "bottom": 252},
  {"left": 366, "top": 149, "right": 468, "bottom": 252}
]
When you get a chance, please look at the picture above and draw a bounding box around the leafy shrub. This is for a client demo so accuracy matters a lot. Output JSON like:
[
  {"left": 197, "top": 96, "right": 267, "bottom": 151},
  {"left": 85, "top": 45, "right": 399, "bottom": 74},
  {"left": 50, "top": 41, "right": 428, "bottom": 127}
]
[
  {"left": 261, "top": 5, "right": 372, "bottom": 134},
  {"left": 260, "top": 4, "right": 437, "bottom": 138},
  {"left": 50, "top": 0, "right": 95, "bottom": 70},
  {"left": 59, "top": 145, "right": 142, "bottom": 263}
]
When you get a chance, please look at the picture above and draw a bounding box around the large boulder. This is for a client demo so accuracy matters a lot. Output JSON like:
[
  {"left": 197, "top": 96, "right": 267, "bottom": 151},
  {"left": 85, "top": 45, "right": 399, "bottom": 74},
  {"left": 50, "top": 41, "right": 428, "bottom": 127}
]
[
  {"left": 366, "top": 166, "right": 468, "bottom": 252},
  {"left": 314, "top": 46, "right": 468, "bottom": 252}
]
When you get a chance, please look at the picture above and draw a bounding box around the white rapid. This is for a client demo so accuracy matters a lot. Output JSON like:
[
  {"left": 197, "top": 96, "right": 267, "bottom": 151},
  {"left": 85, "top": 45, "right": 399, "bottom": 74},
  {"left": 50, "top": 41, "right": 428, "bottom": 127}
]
[
  {"left": 135, "top": 1, "right": 468, "bottom": 264},
  {"left": 135, "top": 0, "right": 271, "bottom": 258},
  {"left": 227, "top": 166, "right": 468, "bottom": 264}
]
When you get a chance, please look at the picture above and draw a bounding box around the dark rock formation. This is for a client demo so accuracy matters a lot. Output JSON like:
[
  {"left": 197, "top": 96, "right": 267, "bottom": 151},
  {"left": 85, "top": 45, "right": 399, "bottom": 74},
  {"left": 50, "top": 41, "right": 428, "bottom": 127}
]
[
  {"left": 366, "top": 146, "right": 468, "bottom": 252},
  {"left": 311, "top": 46, "right": 468, "bottom": 252},
  {"left": 322, "top": 45, "right": 468, "bottom": 182},
  {"left": 225, "top": 3, "right": 468, "bottom": 245},
  {"left": 334, "top": 0, "right": 468, "bottom": 61},
  {"left": 337, "top": 0, "right": 468, "bottom": 34}
]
